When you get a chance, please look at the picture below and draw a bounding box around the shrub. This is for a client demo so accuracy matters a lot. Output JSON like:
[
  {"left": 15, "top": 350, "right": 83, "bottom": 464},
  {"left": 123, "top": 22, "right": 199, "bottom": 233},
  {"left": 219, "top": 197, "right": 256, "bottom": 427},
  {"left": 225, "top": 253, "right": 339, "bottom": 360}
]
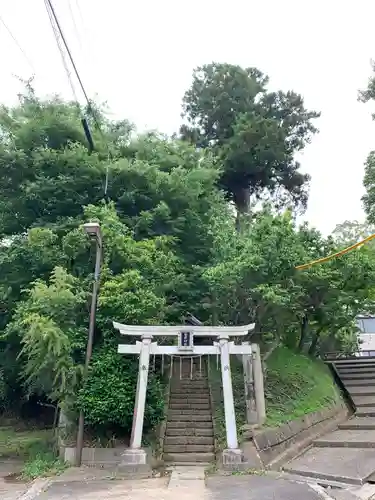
[{"left": 76, "top": 347, "right": 165, "bottom": 434}]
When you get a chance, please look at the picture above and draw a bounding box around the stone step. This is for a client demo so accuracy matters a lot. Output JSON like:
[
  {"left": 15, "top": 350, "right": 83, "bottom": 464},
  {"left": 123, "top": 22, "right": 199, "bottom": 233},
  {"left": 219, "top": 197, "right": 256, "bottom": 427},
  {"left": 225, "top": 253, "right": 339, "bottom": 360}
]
[
  {"left": 333, "top": 357, "right": 375, "bottom": 363},
  {"left": 340, "top": 373, "right": 375, "bottom": 380},
  {"left": 171, "top": 382, "right": 209, "bottom": 388},
  {"left": 346, "top": 386, "right": 375, "bottom": 396},
  {"left": 170, "top": 390, "right": 210, "bottom": 397},
  {"left": 165, "top": 461, "right": 212, "bottom": 467},
  {"left": 342, "top": 379, "right": 375, "bottom": 386},
  {"left": 338, "top": 366, "right": 375, "bottom": 371},
  {"left": 352, "top": 395, "right": 375, "bottom": 407},
  {"left": 163, "top": 452, "right": 215, "bottom": 463},
  {"left": 337, "top": 366, "right": 375, "bottom": 375},
  {"left": 170, "top": 383, "right": 209, "bottom": 389},
  {"left": 284, "top": 446, "right": 375, "bottom": 485},
  {"left": 314, "top": 429, "right": 375, "bottom": 448},
  {"left": 169, "top": 402, "right": 211, "bottom": 410},
  {"left": 169, "top": 394, "right": 210, "bottom": 401},
  {"left": 168, "top": 413, "right": 212, "bottom": 422},
  {"left": 171, "top": 375, "right": 208, "bottom": 380},
  {"left": 172, "top": 366, "right": 207, "bottom": 369},
  {"left": 171, "top": 380, "right": 208, "bottom": 384},
  {"left": 164, "top": 444, "right": 214, "bottom": 453},
  {"left": 167, "top": 420, "right": 213, "bottom": 429},
  {"left": 356, "top": 407, "right": 375, "bottom": 417},
  {"left": 339, "top": 417, "right": 375, "bottom": 430},
  {"left": 172, "top": 373, "right": 208, "bottom": 384},
  {"left": 335, "top": 362, "right": 375, "bottom": 368},
  {"left": 164, "top": 436, "right": 214, "bottom": 446},
  {"left": 170, "top": 387, "right": 210, "bottom": 399},
  {"left": 166, "top": 427, "right": 214, "bottom": 437},
  {"left": 169, "top": 409, "right": 211, "bottom": 416}
]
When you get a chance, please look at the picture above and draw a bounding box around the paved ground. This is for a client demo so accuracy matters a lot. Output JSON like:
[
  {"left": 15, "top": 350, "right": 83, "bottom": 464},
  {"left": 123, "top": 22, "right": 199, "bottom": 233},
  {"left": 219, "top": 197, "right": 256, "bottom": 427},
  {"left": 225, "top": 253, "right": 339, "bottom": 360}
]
[
  {"left": 4, "top": 464, "right": 375, "bottom": 500},
  {"left": 32, "top": 472, "right": 327, "bottom": 500},
  {"left": 0, "top": 459, "right": 29, "bottom": 500},
  {"left": 37, "top": 477, "right": 170, "bottom": 500},
  {"left": 205, "top": 475, "right": 326, "bottom": 500}
]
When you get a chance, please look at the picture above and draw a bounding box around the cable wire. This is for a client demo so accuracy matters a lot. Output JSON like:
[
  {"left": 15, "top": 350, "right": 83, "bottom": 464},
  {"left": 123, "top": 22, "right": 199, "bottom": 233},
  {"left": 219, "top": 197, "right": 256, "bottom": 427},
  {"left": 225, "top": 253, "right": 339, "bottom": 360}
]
[
  {"left": 44, "top": 0, "right": 79, "bottom": 104},
  {"left": 0, "top": 14, "right": 35, "bottom": 73},
  {"left": 67, "top": 0, "right": 83, "bottom": 50},
  {"left": 44, "top": 0, "right": 111, "bottom": 193},
  {"left": 295, "top": 233, "right": 375, "bottom": 270},
  {"left": 45, "top": 0, "right": 91, "bottom": 107}
]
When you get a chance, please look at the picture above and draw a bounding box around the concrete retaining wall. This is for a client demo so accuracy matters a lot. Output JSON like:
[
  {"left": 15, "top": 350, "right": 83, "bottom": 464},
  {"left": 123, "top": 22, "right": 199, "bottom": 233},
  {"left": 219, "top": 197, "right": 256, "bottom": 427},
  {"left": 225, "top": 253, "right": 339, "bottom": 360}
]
[
  {"left": 60, "top": 445, "right": 157, "bottom": 467},
  {"left": 242, "top": 400, "right": 350, "bottom": 469},
  {"left": 60, "top": 446, "right": 127, "bottom": 466}
]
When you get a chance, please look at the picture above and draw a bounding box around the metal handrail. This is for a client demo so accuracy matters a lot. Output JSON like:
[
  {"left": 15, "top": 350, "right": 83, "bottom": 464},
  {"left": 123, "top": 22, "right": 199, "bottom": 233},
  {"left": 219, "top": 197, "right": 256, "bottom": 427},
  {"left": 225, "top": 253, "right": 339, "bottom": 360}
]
[
  {"left": 149, "top": 351, "right": 218, "bottom": 380},
  {"left": 169, "top": 353, "right": 207, "bottom": 380}
]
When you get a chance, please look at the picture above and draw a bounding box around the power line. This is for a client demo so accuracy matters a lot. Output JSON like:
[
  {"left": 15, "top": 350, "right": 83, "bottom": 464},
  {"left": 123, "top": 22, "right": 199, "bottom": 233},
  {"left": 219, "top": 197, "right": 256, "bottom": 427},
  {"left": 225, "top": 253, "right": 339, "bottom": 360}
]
[
  {"left": 74, "top": 0, "right": 86, "bottom": 34},
  {"left": 0, "top": 15, "right": 35, "bottom": 73},
  {"left": 45, "top": 0, "right": 91, "bottom": 108},
  {"left": 67, "top": 0, "right": 83, "bottom": 51},
  {"left": 44, "top": 0, "right": 112, "bottom": 193},
  {"left": 44, "top": 0, "right": 93, "bottom": 153},
  {"left": 44, "top": 0, "right": 79, "bottom": 104}
]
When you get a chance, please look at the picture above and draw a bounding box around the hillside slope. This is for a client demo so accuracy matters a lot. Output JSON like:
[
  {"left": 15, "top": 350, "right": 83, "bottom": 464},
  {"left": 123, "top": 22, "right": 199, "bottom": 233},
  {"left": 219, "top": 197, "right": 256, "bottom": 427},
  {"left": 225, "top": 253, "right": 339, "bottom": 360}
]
[{"left": 209, "top": 346, "right": 341, "bottom": 447}]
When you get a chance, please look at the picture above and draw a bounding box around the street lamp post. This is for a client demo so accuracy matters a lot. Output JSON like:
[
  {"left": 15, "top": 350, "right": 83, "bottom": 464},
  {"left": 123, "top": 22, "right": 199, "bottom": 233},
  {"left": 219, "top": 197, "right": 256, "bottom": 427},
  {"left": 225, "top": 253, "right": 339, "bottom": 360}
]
[{"left": 75, "top": 222, "right": 103, "bottom": 467}]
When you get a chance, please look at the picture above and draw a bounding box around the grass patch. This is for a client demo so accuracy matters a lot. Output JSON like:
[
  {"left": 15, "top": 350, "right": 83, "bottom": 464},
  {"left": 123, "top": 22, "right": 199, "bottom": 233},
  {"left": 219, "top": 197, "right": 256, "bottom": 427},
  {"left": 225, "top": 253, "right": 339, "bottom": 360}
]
[
  {"left": 208, "top": 346, "right": 341, "bottom": 442},
  {"left": 0, "top": 424, "right": 67, "bottom": 479},
  {"left": 0, "top": 427, "right": 52, "bottom": 459},
  {"left": 21, "top": 453, "right": 67, "bottom": 480},
  {"left": 265, "top": 346, "right": 340, "bottom": 427}
]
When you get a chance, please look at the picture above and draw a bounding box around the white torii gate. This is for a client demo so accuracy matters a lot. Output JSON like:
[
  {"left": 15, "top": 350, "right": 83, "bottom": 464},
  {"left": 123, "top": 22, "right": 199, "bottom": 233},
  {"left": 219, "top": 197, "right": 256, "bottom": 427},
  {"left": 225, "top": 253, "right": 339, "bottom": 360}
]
[{"left": 114, "top": 321, "right": 255, "bottom": 467}]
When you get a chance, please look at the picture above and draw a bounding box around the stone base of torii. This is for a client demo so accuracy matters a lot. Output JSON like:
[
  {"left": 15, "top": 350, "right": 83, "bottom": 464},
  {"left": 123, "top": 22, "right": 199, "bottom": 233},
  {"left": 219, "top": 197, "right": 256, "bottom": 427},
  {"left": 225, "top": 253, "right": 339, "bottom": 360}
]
[{"left": 113, "top": 322, "right": 265, "bottom": 469}]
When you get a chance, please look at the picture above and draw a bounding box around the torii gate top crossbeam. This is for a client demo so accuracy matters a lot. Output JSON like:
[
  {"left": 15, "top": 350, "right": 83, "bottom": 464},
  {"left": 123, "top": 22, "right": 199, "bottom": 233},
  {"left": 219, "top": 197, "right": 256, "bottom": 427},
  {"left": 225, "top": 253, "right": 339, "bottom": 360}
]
[{"left": 113, "top": 322, "right": 255, "bottom": 337}]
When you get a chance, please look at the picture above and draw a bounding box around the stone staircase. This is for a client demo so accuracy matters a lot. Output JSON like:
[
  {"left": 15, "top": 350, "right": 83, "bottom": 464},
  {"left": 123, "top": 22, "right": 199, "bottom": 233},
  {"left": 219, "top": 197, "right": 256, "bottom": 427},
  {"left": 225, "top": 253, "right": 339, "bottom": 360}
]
[
  {"left": 284, "top": 356, "right": 375, "bottom": 486},
  {"left": 163, "top": 356, "right": 215, "bottom": 465}
]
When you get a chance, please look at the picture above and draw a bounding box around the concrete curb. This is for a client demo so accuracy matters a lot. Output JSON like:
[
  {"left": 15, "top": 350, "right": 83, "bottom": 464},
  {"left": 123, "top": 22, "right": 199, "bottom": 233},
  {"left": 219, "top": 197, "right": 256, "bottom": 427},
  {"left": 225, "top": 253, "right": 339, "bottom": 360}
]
[
  {"left": 309, "top": 483, "right": 375, "bottom": 500},
  {"left": 17, "top": 478, "right": 52, "bottom": 500},
  {"left": 308, "top": 483, "right": 336, "bottom": 499}
]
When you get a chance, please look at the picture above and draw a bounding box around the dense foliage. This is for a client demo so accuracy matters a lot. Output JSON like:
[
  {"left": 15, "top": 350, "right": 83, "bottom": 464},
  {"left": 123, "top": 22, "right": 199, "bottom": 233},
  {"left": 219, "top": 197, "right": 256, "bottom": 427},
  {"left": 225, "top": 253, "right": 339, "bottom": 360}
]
[
  {"left": 1, "top": 64, "right": 375, "bottom": 437},
  {"left": 180, "top": 63, "right": 319, "bottom": 217}
]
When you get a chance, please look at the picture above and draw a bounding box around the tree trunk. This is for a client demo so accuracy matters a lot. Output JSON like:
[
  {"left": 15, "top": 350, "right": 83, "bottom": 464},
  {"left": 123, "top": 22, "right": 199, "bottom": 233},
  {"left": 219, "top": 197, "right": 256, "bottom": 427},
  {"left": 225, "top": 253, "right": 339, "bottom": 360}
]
[
  {"left": 297, "top": 315, "right": 308, "bottom": 352},
  {"left": 211, "top": 291, "right": 218, "bottom": 326},
  {"left": 308, "top": 328, "right": 323, "bottom": 356},
  {"left": 234, "top": 187, "right": 251, "bottom": 231}
]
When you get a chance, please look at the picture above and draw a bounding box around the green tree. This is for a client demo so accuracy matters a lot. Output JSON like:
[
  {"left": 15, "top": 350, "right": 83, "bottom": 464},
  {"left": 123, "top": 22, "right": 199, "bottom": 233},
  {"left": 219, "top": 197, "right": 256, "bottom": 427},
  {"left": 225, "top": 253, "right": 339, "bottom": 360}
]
[
  {"left": 359, "top": 65, "right": 375, "bottom": 222},
  {"left": 3, "top": 202, "right": 183, "bottom": 431},
  {"left": 1, "top": 80, "right": 374, "bottom": 441},
  {"left": 180, "top": 63, "right": 320, "bottom": 217},
  {"left": 332, "top": 220, "right": 375, "bottom": 245},
  {"left": 204, "top": 209, "right": 306, "bottom": 343},
  {"left": 5, "top": 267, "right": 87, "bottom": 400},
  {"left": 204, "top": 209, "right": 375, "bottom": 356}
]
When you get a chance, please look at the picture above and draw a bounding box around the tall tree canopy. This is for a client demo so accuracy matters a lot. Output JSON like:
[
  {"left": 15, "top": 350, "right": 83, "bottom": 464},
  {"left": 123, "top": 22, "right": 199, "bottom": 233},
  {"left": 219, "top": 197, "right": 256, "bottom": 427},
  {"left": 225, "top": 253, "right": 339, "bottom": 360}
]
[
  {"left": 180, "top": 63, "right": 320, "bottom": 215},
  {"left": 0, "top": 77, "right": 373, "bottom": 439}
]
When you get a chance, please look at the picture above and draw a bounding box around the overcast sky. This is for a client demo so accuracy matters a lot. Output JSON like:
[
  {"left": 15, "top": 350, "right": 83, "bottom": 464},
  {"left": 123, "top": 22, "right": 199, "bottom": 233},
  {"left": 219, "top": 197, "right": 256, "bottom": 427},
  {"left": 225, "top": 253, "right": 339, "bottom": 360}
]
[{"left": 1, "top": 0, "right": 375, "bottom": 235}]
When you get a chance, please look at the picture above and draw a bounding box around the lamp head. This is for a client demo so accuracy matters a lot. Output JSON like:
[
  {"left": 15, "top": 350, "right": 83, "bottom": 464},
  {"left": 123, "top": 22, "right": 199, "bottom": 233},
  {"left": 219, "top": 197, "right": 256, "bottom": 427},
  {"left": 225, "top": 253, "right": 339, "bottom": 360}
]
[{"left": 83, "top": 222, "right": 102, "bottom": 243}]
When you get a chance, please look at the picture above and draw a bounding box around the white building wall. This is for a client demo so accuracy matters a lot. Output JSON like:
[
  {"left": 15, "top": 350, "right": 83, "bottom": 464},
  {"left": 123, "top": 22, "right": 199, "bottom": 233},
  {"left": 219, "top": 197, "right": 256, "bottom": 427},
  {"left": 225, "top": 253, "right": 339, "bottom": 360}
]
[
  {"left": 359, "top": 333, "right": 375, "bottom": 355},
  {"left": 357, "top": 317, "right": 375, "bottom": 356}
]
